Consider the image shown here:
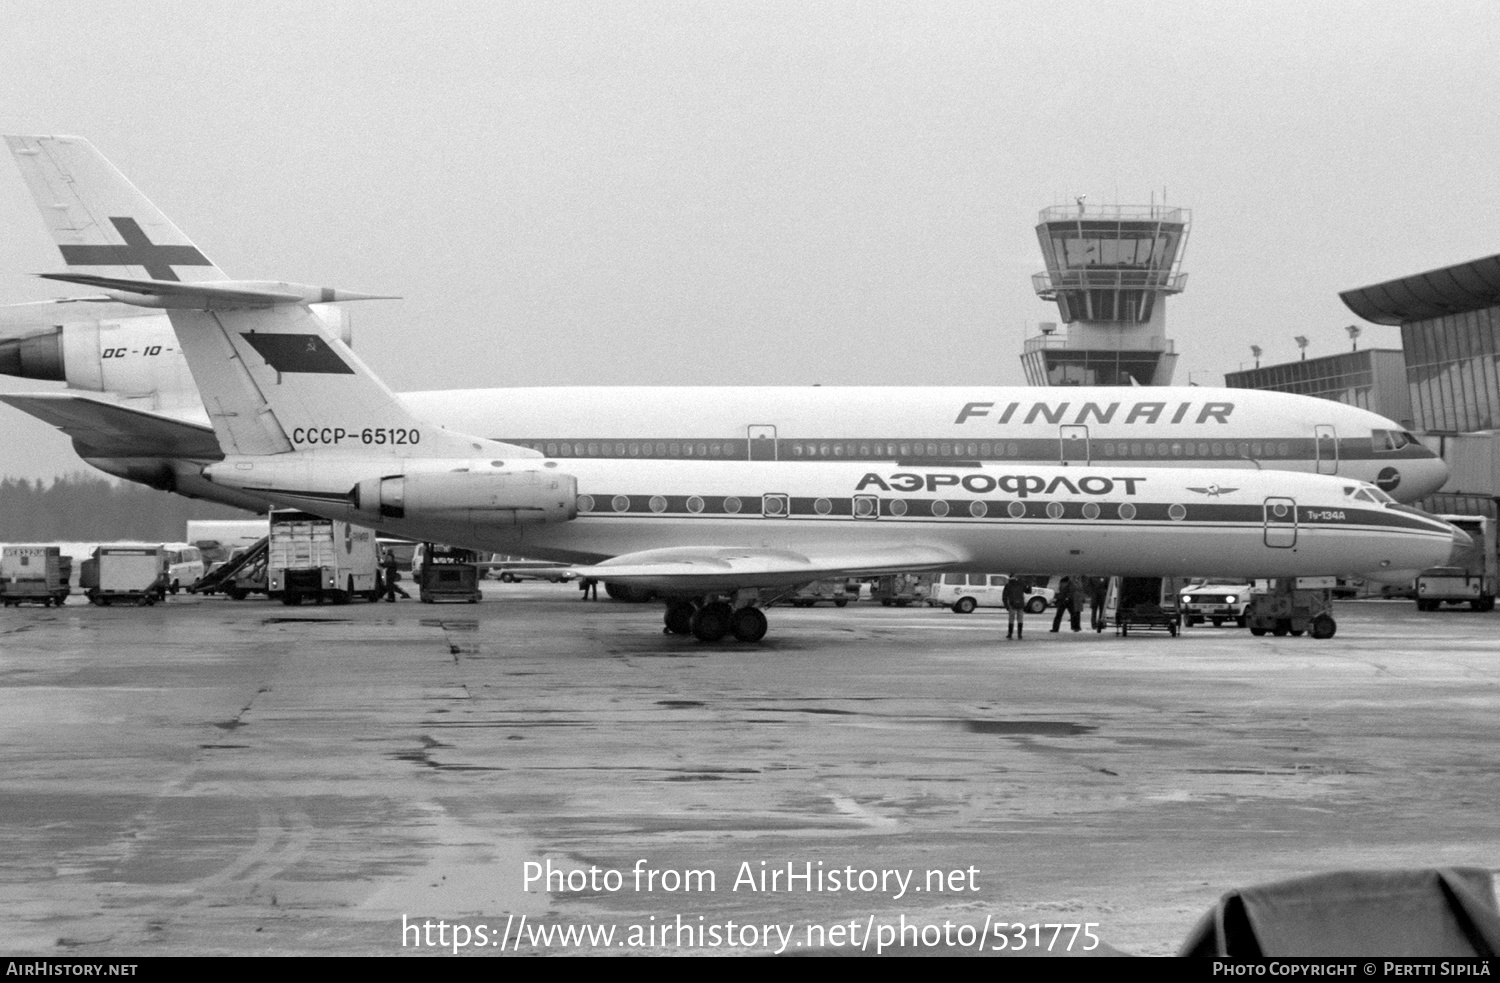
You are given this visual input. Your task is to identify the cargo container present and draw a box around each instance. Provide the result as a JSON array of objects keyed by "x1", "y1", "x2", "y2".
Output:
[
  {"x1": 81, "y1": 545, "x2": 167, "y2": 606},
  {"x1": 1, "y1": 545, "x2": 72, "y2": 607}
]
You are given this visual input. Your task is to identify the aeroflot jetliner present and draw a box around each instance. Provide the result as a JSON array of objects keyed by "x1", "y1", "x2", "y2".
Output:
[
  {"x1": 2, "y1": 136, "x2": 1462, "y2": 642},
  {"x1": 0, "y1": 137, "x2": 1448, "y2": 517}
]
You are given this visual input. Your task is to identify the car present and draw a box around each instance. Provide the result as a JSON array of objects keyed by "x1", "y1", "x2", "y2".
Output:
[
  {"x1": 1178, "y1": 579, "x2": 1255, "y2": 627},
  {"x1": 929, "y1": 574, "x2": 1054, "y2": 614}
]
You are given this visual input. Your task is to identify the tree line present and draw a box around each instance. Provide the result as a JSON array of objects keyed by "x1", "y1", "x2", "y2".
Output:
[{"x1": 0, "y1": 475, "x2": 259, "y2": 542}]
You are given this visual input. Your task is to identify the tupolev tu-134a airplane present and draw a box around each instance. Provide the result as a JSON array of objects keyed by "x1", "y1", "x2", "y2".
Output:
[
  {"x1": 0, "y1": 137, "x2": 1449, "y2": 515},
  {"x1": 0, "y1": 136, "x2": 1464, "y2": 643}
]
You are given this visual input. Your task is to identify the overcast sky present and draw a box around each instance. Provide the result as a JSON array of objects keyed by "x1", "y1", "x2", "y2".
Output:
[{"x1": 3, "y1": 1, "x2": 1498, "y2": 481}]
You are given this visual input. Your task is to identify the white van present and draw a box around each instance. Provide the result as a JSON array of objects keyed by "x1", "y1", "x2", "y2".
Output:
[
  {"x1": 930, "y1": 574, "x2": 1054, "y2": 614},
  {"x1": 160, "y1": 543, "x2": 206, "y2": 594}
]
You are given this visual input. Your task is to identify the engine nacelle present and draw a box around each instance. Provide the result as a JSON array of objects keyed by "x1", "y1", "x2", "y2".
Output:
[
  {"x1": 0, "y1": 304, "x2": 352, "y2": 397},
  {"x1": 353, "y1": 469, "x2": 578, "y2": 526}
]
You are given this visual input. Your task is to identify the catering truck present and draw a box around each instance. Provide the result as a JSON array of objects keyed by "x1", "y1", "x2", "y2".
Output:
[
  {"x1": 267, "y1": 510, "x2": 380, "y2": 605},
  {"x1": 1415, "y1": 515, "x2": 1495, "y2": 612}
]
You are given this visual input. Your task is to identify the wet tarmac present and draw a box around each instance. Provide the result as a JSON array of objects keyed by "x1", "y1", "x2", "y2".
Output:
[{"x1": 1, "y1": 586, "x2": 1497, "y2": 956}]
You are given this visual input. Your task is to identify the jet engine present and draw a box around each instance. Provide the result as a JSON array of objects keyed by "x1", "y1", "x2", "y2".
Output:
[
  {"x1": 0, "y1": 304, "x2": 352, "y2": 394},
  {"x1": 352, "y1": 469, "x2": 578, "y2": 526}
]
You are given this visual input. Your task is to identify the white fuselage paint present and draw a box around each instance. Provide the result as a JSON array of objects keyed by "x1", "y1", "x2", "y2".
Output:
[{"x1": 206, "y1": 457, "x2": 1459, "y2": 584}]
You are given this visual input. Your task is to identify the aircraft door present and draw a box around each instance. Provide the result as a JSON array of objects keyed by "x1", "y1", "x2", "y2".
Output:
[
  {"x1": 748, "y1": 425, "x2": 777, "y2": 461},
  {"x1": 1315, "y1": 425, "x2": 1338, "y2": 474},
  {"x1": 1060, "y1": 425, "x2": 1090, "y2": 465},
  {"x1": 1264, "y1": 497, "x2": 1297, "y2": 548}
]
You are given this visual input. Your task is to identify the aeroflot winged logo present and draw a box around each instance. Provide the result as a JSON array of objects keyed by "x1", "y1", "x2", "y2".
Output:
[
  {"x1": 240, "y1": 333, "x2": 354, "y2": 375},
  {"x1": 1187, "y1": 484, "x2": 1238, "y2": 497}
]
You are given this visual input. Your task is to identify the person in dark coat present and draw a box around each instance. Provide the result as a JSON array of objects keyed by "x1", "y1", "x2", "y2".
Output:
[
  {"x1": 1002, "y1": 575, "x2": 1031, "y2": 640},
  {"x1": 1050, "y1": 577, "x2": 1073, "y2": 632},
  {"x1": 381, "y1": 549, "x2": 410, "y2": 602},
  {"x1": 1089, "y1": 576, "x2": 1110, "y2": 631},
  {"x1": 1051, "y1": 576, "x2": 1084, "y2": 632}
]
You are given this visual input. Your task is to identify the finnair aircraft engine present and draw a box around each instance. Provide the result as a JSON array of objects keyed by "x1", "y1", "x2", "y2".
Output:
[{"x1": 353, "y1": 468, "x2": 578, "y2": 525}]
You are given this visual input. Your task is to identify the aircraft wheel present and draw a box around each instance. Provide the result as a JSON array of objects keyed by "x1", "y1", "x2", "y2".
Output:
[
  {"x1": 690, "y1": 602, "x2": 732, "y2": 642},
  {"x1": 1310, "y1": 614, "x2": 1337, "y2": 639},
  {"x1": 731, "y1": 607, "x2": 768, "y2": 643},
  {"x1": 954, "y1": 597, "x2": 977, "y2": 614},
  {"x1": 664, "y1": 602, "x2": 695, "y2": 635},
  {"x1": 1026, "y1": 597, "x2": 1047, "y2": 614}
]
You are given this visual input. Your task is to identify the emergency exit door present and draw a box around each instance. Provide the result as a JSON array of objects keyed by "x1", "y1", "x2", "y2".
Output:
[
  {"x1": 747, "y1": 425, "x2": 777, "y2": 461},
  {"x1": 1264, "y1": 497, "x2": 1298, "y2": 548},
  {"x1": 1060, "y1": 425, "x2": 1090, "y2": 465}
]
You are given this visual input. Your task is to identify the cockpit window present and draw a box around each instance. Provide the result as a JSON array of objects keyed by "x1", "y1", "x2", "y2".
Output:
[{"x1": 1371, "y1": 429, "x2": 1415, "y2": 452}]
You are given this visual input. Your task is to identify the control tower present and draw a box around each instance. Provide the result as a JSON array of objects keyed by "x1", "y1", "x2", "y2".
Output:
[{"x1": 1021, "y1": 201, "x2": 1190, "y2": 386}]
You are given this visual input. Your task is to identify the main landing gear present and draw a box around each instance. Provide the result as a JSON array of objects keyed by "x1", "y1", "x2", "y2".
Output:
[{"x1": 663, "y1": 597, "x2": 769, "y2": 643}]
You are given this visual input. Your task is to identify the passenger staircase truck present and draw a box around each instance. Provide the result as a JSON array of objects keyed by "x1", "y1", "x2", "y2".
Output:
[{"x1": 267, "y1": 509, "x2": 380, "y2": 605}]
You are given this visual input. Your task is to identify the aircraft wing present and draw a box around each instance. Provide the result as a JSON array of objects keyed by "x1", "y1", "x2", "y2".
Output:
[
  {"x1": 567, "y1": 543, "x2": 966, "y2": 593},
  {"x1": 0, "y1": 392, "x2": 222, "y2": 458}
]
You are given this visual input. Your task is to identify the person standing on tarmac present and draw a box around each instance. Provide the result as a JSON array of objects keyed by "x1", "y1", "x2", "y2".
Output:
[
  {"x1": 380, "y1": 549, "x2": 410, "y2": 602},
  {"x1": 1002, "y1": 575, "x2": 1031, "y2": 640},
  {"x1": 1050, "y1": 576, "x2": 1076, "y2": 632},
  {"x1": 1089, "y1": 576, "x2": 1110, "y2": 631}
]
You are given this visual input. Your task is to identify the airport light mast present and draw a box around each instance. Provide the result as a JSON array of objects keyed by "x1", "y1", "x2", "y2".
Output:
[{"x1": 1022, "y1": 199, "x2": 1190, "y2": 386}]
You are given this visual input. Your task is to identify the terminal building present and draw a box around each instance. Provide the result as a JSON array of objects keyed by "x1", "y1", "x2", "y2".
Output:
[
  {"x1": 1228, "y1": 253, "x2": 1500, "y2": 517},
  {"x1": 1022, "y1": 202, "x2": 1189, "y2": 387},
  {"x1": 1340, "y1": 255, "x2": 1500, "y2": 516},
  {"x1": 1224, "y1": 348, "x2": 1413, "y2": 429}
]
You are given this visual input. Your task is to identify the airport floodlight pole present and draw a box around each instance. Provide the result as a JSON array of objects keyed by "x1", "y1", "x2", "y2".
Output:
[
  {"x1": 1250, "y1": 345, "x2": 1262, "y2": 369},
  {"x1": 1346, "y1": 324, "x2": 1361, "y2": 352},
  {"x1": 1294, "y1": 335, "x2": 1309, "y2": 361}
]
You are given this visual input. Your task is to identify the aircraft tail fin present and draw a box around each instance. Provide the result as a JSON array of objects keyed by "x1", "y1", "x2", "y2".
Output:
[
  {"x1": 165, "y1": 304, "x2": 537, "y2": 461},
  {"x1": 5, "y1": 134, "x2": 229, "y2": 284}
]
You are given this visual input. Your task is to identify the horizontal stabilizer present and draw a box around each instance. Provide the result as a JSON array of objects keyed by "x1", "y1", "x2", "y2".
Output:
[
  {"x1": 37, "y1": 273, "x2": 397, "y2": 310},
  {"x1": 0, "y1": 392, "x2": 221, "y2": 458}
]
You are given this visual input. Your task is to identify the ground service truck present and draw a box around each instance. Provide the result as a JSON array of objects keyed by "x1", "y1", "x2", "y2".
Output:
[
  {"x1": 267, "y1": 510, "x2": 380, "y2": 605},
  {"x1": 1415, "y1": 515, "x2": 1495, "y2": 612}
]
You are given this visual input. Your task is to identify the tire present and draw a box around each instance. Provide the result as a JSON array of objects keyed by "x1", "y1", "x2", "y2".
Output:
[
  {"x1": 227, "y1": 588, "x2": 249, "y2": 601},
  {"x1": 1310, "y1": 613, "x2": 1337, "y2": 639},
  {"x1": 1026, "y1": 597, "x2": 1047, "y2": 614},
  {"x1": 1250, "y1": 626, "x2": 1267, "y2": 636},
  {"x1": 690, "y1": 602, "x2": 732, "y2": 642},
  {"x1": 1290, "y1": 628, "x2": 1305, "y2": 637},
  {"x1": 834, "y1": 599, "x2": 848, "y2": 608},
  {"x1": 880, "y1": 600, "x2": 892, "y2": 607},
  {"x1": 1211, "y1": 618, "x2": 1223, "y2": 627},
  {"x1": 731, "y1": 607, "x2": 768, "y2": 643},
  {"x1": 500, "y1": 573, "x2": 515, "y2": 583},
  {"x1": 1272, "y1": 619, "x2": 1289, "y2": 636},
  {"x1": 664, "y1": 602, "x2": 695, "y2": 636},
  {"x1": 953, "y1": 597, "x2": 977, "y2": 614},
  {"x1": 1236, "y1": 615, "x2": 1247, "y2": 628}
]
